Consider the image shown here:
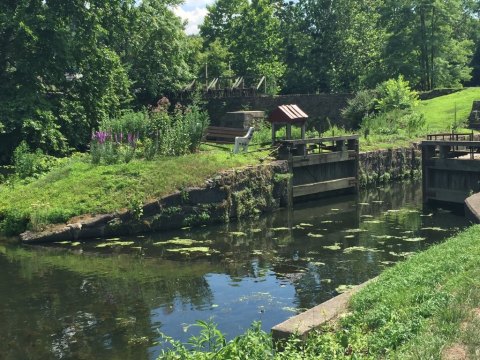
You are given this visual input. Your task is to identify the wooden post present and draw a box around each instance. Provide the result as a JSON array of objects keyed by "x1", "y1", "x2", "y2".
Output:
[
  {"x1": 439, "y1": 145, "x2": 450, "y2": 159},
  {"x1": 286, "y1": 124, "x2": 292, "y2": 140}
]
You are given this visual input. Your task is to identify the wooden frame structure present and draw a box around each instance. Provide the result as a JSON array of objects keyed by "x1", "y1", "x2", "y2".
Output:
[
  {"x1": 277, "y1": 135, "x2": 359, "y2": 200},
  {"x1": 421, "y1": 133, "x2": 480, "y2": 204}
]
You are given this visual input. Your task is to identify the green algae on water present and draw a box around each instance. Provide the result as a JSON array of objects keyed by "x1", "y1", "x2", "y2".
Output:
[{"x1": 323, "y1": 243, "x2": 341, "y2": 251}]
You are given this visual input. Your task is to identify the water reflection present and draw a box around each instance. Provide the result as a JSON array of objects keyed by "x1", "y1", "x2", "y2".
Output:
[{"x1": 0, "y1": 180, "x2": 470, "y2": 359}]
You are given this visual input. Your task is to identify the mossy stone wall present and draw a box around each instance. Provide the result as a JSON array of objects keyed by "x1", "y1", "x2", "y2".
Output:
[{"x1": 359, "y1": 147, "x2": 421, "y2": 187}]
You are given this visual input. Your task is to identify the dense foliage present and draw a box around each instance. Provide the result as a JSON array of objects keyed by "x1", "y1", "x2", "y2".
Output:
[
  {"x1": 0, "y1": 0, "x2": 191, "y2": 163},
  {"x1": 91, "y1": 98, "x2": 209, "y2": 164},
  {"x1": 2, "y1": 0, "x2": 480, "y2": 163}
]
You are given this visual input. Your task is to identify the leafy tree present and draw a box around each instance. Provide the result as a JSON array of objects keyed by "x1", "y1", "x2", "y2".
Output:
[
  {"x1": 127, "y1": 0, "x2": 192, "y2": 103},
  {"x1": 380, "y1": 0, "x2": 474, "y2": 90},
  {"x1": 200, "y1": 0, "x2": 248, "y2": 46}
]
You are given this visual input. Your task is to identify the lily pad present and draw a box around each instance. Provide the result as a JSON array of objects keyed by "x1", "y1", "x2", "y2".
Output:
[
  {"x1": 323, "y1": 243, "x2": 341, "y2": 251},
  {"x1": 251, "y1": 228, "x2": 262, "y2": 233},
  {"x1": 361, "y1": 215, "x2": 374, "y2": 218},
  {"x1": 307, "y1": 232, "x2": 323, "y2": 238},
  {"x1": 153, "y1": 239, "x2": 201, "y2": 247},
  {"x1": 229, "y1": 231, "x2": 246, "y2": 237},
  {"x1": 71, "y1": 242, "x2": 81, "y2": 247},
  {"x1": 372, "y1": 201, "x2": 384, "y2": 204},
  {"x1": 336, "y1": 284, "x2": 355, "y2": 293},
  {"x1": 55, "y1": 241, "x2": 71, "y2": 245},
  {"x1": 321, "y1": 220, "x2": 333, "y2": 224},
  {"x1": 271, "y1": 227, "x2": 290, "y2": 231},
  {"x1": 343, "y1": 246, "x2": 370, "y2": 253},
  {"x1": 358, "y1": 203, "x2": 369, "y2": 206},
  {"x1": 421, "y1": 227, "x2": 447, "y2": 231},
  {"x1": 299, "y1": 223, "x2": 314, "y2": 227},
  {"x1": 166, "y1": 247, "x2": 218, "y2": 255},
  {"x1": 372, "y1": 235, "x2": 403, "y2": 240},
  {"x1": 312, "y1": 261, "x2": 326, "y2": 266},
  {"x1": 364, "y1": 220, "x2": 383, "y2": 224},
  {"x1": 321, "y1": 278, "x2": 332, "y2": 284},
  {"x1": 388, "y1": 251, "x2": 415, "y2": 257},
  {"x1": 344, "y1": 228, "x2": 368, "y2": 233},
  {"x1": 345, "y1": 235, "x2": 355, "y2": 239},
  {"x1": 106, "y1": 237, "x2": 121, "y2": 241},
  {"x1": 331, "y1": 208, "x2": 340, "y2": 211},
  {"x1": 402, "y1": 237, "x2": 426, "y2": 242},
  {"x1": 96, "y1": 241, "x2": 134, "y2": 248},
  {"x1": 420, "y1": 213, "x2": 433, "y2": 217}
]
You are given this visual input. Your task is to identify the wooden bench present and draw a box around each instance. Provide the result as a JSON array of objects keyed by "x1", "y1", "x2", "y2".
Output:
[{"x1": 204, "y1": 126, "x2": 250, "y2": 144}]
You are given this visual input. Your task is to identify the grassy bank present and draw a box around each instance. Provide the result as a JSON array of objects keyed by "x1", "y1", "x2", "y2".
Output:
[
  {"x1": 418, "y1": 87, "x2": 480, "y2": 132},
  {"x1": 0, "y1": 149, "x2": 268, "y2": 235},
  {"x1": 159, "y1": 225, "x2": 480, "y2": 359}
]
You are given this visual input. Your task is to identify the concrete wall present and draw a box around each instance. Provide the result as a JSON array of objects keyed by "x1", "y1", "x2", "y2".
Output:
[{"x1": 206, "y1": 94, "x2": 353, "y2": 131}]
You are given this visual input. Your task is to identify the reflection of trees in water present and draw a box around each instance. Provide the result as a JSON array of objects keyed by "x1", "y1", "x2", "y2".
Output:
[{"x1": 0, "y1": 248, "x2": 218, "y2": 360}]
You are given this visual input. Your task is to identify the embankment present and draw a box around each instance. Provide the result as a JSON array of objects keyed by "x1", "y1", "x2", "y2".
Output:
[
  {"x1": 20, "y1": 161, "x2": 290, "y2": 243},
  {"x1": 19, "y1": 146, "x2": 423, "y2": 243}
]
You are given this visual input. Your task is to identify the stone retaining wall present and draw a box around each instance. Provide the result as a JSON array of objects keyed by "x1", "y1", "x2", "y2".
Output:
[
  {"x1": 206, "y1": 94, "x2": 353, "y2": 131},
  {"x1": 21, "y1": 161, "x2": 290, "y2": 243},
  {"x1": 20, "y1": 147, "x2": 423, "y2": 243},
  {"x1": 359, "y1": 147, "x2": 421, "y2": 187}
]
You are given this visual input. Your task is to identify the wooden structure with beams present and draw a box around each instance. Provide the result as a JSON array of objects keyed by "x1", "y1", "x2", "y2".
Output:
[
  {"x1": 421, "y1": 132, "x2": 480, "y2": 204},
  {"x1": 268, "y1": 104, "x2": 308, "y2": 143},
  {"x1": 276, "y1": 135, "x2": 359, "y2": 200}
]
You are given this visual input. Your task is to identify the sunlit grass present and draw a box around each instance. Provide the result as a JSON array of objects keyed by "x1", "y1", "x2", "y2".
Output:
[
  {"x1": 0, "y1": 149, "x2": 269, "y2": 234},
  {"x1": 418, "y1": 87, "x2": 480, "y2": 132}
]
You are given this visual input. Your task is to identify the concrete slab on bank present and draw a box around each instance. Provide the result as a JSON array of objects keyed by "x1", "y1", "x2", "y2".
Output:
[{"x1": 271, "y1": 279, "x2": 374, "y2": 342}]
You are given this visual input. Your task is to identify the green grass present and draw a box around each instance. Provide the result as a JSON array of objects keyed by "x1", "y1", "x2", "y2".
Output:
[
  {"x1": 158, "y1": 225, "x2": 480, "y2": 359},
  {"x1": 358, "y1": 87, "x2": 480, "y2": 151},
  {"x1": 0, "y1": 149, "x2": 269, "y2": 235},
  {"x1": 418, "y1": 87, "x2": 480, "y2": 132}
]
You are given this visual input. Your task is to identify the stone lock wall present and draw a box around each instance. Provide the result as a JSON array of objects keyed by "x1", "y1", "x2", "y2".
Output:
[
  {"x1": 21, "y1": 161, "x2": 290, "y2": 243},
  {"x1": 359, "y1": 147, "x2": 421, "y2": 187}
]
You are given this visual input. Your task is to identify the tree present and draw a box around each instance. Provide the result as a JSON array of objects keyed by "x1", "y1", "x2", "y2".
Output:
[
  {"x1": 0, "y1": 0, "x2": 132, "y2": 161},
  {"x1": 380, "y1": 0, "x2": 474, "y2": 90},
  {"x1": 200, "y1": 0, "x2": 248, "y2": 46},
  {"x1": 127, "y1": 0, "x2": 192, "y2": 103},
  {"x1": 201, "y1": 0, "x2": 285, "y2": 93}
]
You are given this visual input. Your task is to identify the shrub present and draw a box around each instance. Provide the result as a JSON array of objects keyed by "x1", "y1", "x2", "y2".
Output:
[
  {"x1": 342, "y1": 89, "x2": 378, "y2": 129},
  {"x1": 89, "y1": 98, "x2": 210, "y2": 164},
  {"x1": 375, "y1": 75, "x2": 419, "y2": 113},
  {"x1": 13, "y1": 141, "x2": 62, "y2": 179}
]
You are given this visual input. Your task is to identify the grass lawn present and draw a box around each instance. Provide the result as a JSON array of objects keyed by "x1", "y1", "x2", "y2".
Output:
[
  {"x1": 419, "y1": 87, "x2": 480, "y2": 132},
  {"x1": 359, "y1": 87, "x2": 480, "y2": 151},
  {"x1": 159, "y1": 225, "x2": 480, "y2": 359},
  {"x1": 0, "y1": 149, "x2": 269, "y2": 235}
]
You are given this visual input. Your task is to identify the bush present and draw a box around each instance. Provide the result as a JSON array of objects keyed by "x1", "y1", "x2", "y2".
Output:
[
  {"x1": 89, "y1": 98, "x2": 210, "y2": 164},
  {"x1": 13, "y1": 141, "x2": 62, "y2": 179},
  {"x1": 375, "y1": 75, "x2": 419, "y2": 113},
  {"x1": 342, "y1": 89, "x2": 378, "y2": 129}
]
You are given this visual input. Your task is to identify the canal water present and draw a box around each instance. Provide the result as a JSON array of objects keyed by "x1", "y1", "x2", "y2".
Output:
[{"x1": 0, "y1": 180, "x2": 470, "y2": 359}]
